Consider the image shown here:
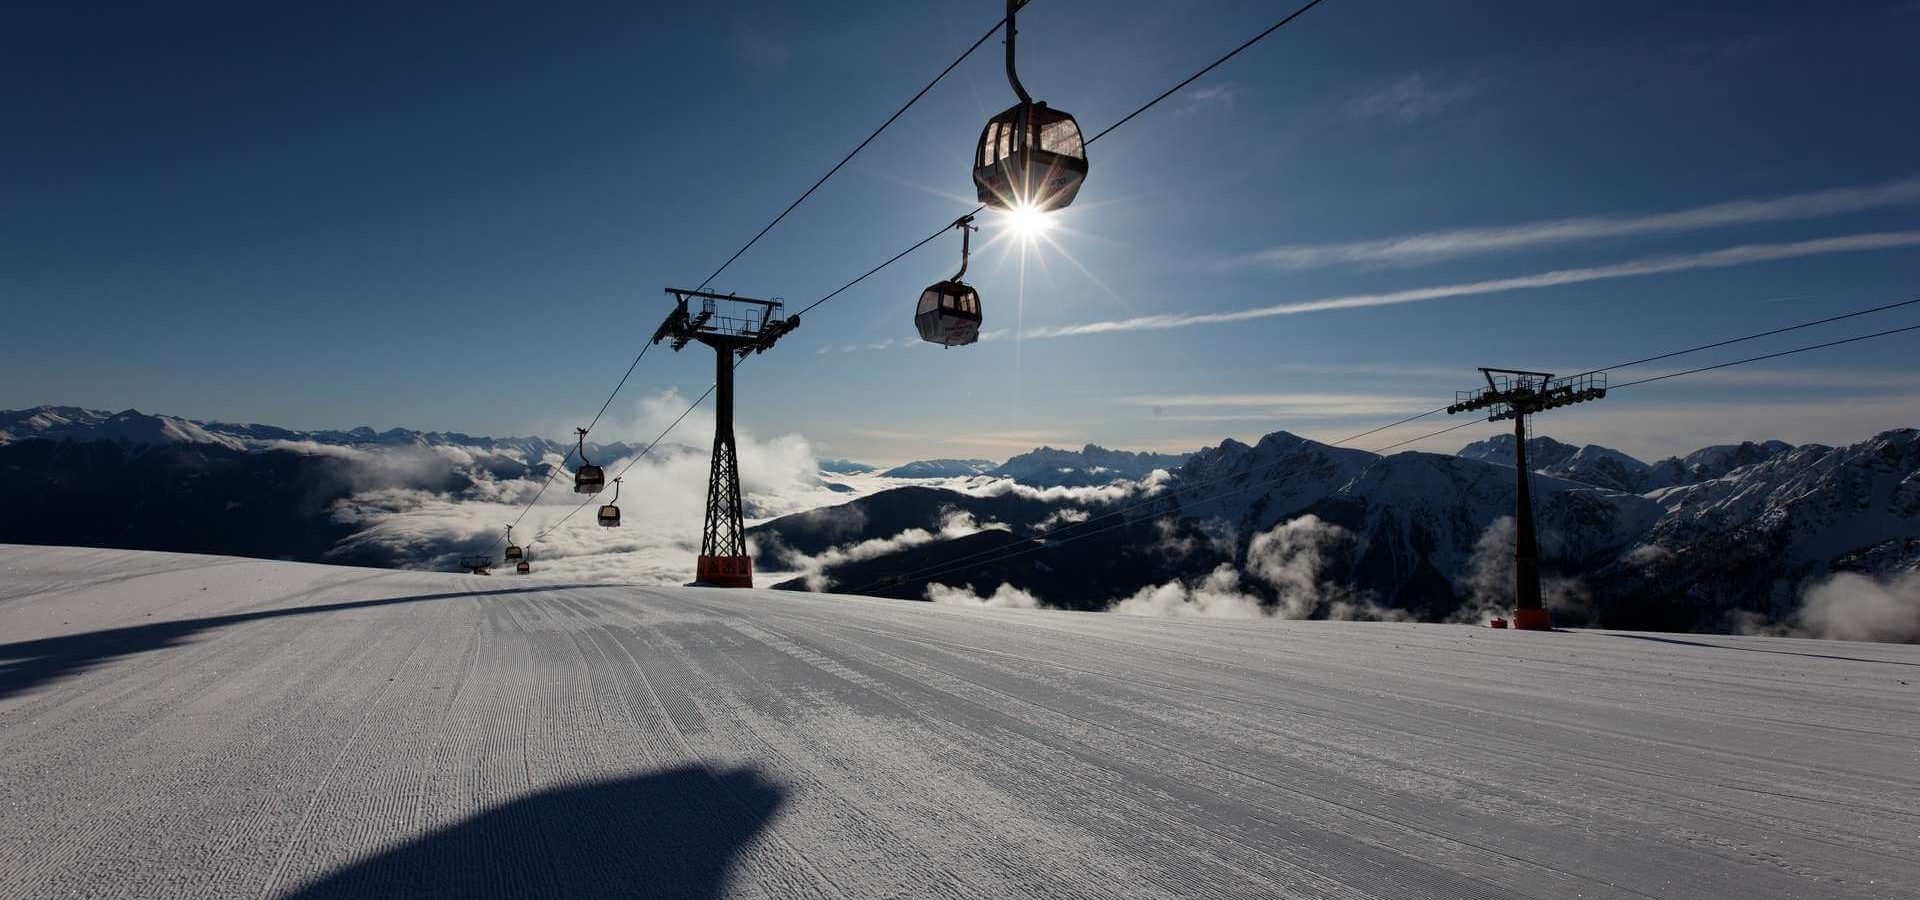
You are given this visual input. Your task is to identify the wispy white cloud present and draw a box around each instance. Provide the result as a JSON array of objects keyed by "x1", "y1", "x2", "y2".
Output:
[
  {"x1": 1028, "y1": 231, "x2": 1920, "y2": 339},
  {"x1": 1174, "y1": 82, "x2": 1237, "y2": 116},
  {"x1": 1242, "y1": 177, "x2": 1920, "y2": 270},
  {"x1": 729, "y1": 15, "x2": 790, "y2": 70},
  {"x1": 1117, "y1": 392, "x2": 1430, "y2": 417},
  {"x1": 926, "y1": 581, "x2": 1045, "y2": 609},
  {"x1": 1349, "y1": 71, "x2": 1482, "y2": 124}
]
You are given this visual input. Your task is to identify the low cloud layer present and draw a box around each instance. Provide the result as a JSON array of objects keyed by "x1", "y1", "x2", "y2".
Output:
[
  {"x1": 925, "y1": 581, "x2": 1045, "y2": 609},
  {"x1": 779, "y1": 509, "x2": 1007, "y2": 591},
  {"x1": 1454, "y1": 517, "x2": 1588, "y2": 624},
  {"x1": 1110, "y1": 515, "x2": 1404, "y2": 621},
  {"x1": 322, "y1": 390, "x2": 885, "y2": 585},
  {"x1": 1795, "y1": 571, "x2": 1920, "y2": 643}
]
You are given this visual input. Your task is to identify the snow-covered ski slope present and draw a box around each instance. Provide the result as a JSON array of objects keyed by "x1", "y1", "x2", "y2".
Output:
[{"x1": 2, "y1": 546, "x2": 1915, "y2": 899}]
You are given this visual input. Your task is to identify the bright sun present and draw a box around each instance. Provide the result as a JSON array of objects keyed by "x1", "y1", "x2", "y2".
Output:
[{"x1": 1005, "y1": 202, "x2": 1055, "y2": 237}]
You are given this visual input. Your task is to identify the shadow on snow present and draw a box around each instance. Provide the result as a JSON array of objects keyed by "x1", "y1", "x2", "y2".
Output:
[
  {"x1": 0, "y1": 583, "x2": 601, "y2": 700},
  {"x1": 284, "y1": 765, "x2": 786, "y2": 900}
]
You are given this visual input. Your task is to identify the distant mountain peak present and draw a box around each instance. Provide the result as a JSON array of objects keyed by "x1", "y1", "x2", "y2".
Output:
[
  {"x1": 989, "y1": 443, "x2": 1192, "y2": 487},
  {"x1": 879, "y1": 458, "x2": 999, "y2": 479}
]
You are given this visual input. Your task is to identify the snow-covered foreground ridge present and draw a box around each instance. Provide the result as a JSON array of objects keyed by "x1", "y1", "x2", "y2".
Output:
[{"x1": 2, "y1": 546, "x2": 1916, "y2": 899}]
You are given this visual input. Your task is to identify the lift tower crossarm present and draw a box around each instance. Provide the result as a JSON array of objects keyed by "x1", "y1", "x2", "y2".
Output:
[{"x1": 1446, "y1": 367, "x2": 1609, "y2": 631}]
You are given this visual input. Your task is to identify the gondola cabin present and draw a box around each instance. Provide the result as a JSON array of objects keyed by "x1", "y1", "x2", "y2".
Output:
[
  {"x1": 504, "y1": 544, "x2": 523, "y2": 561},
  {"x1": 597, "y1": 477, "x2": 623, "y2": 527},
  {"x1": 574, "y1": 462, "x2": 604, "y2": 494},
  {"x1": 516, "y1": 560, "x2": 530, "y2": 574},
  {"x1": 915, "y1": 281, "x2": 981, "y2": 348},
  {"x1": 974, "y1": 102, "x2": 1086, "y2": 212}
]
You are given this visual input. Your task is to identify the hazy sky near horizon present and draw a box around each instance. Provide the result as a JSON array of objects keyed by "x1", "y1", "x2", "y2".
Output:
[{"x1": 4, "y1": 0, "x2": 1918, "y2": 464}]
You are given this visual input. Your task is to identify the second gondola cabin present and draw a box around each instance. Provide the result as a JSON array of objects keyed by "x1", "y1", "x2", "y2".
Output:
[
  {"x1": 974, "y1": 102, "x2": 1086, "y2": 212},
  {"x1": 597, "y1": 477, "x2": 622, "y2": 527},
  {"x1": 915, "y1": 281, "x2": 981, "y2": 348}
]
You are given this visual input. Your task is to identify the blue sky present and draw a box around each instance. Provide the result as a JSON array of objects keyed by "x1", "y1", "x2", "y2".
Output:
[{"x1": 4, "y1": 0, "x2": 1918, "y2": 463}]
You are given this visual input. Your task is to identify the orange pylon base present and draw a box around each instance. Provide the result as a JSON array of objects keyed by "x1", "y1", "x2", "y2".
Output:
[
  {"x1": 696, "y1": 555, "x2": 754, "y2": 588},
  {"x1": 1512, "y1": 607, "x2": 1552, "y2": 630}
]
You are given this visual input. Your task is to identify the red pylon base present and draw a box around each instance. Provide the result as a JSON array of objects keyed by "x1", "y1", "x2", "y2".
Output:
[
  {"x1": 1512, "y1": 607, "x2": 1552, "y2": 630},
  {"x1": 696, "y1": 555, "x2": 754, "y2": 588}
]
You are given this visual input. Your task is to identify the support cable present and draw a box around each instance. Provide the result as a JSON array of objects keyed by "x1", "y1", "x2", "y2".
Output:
[
  {"x1": 482, "y1": 12, "x2": 1015, "y2": 557},
  {"x1": 796, "y1": 0, "x2": 1335, "y2": 319},
  {"x1": 1084, "y1": 0, "x2": 1330, "y2": 146},
  {"x1": 695, "y1": 13, "x2": 1015, "y2": 293},
  {"x1": 532, "y1": 381, "x2": 721, "y2": 543}
]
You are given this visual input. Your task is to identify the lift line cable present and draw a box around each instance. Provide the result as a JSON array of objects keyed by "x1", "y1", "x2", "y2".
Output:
[
  {"x1": 860, "y1": 317, "x2": 1920, "y2": 592},
  {"x1": 502, "y1": 0, "x2": 1894, "y2": 564},
  {"x1": 581, "y1": 342, "x2": 655, "y2": 437},
  {"x1": 487, "y1": 15, "x2": 1024, "y2": 556},
  {"x1": 696, "y1": 12, "x2": 1016, "y2": 294},
  {"x1": 541, "y1": 3, "x2": 1343, "y2": 559},
  {"x1": 850, "y1": 302, "x2": 1920, "y2": 588},
  {"x1": 796, "y1": 217, "x2": 972, "y2": 317},
  {"x1": 1608, "y1": 322, "x2": 1920, "y2": 390},
  {"x1": 578, "y1": 8, "x2": 1007, "y2": 434},
  {"x1": 1084, "y1": 0, "x2": 1330, "y2": 147},
  {"x1": 794, "y1": 0, "x2": 1336, "y2": 318},
  {"x1": 1562, "y1": 295, "x2": 1920, "y2": 380},
  {"x1": 1314, "y1": 293, "x2": 1920, "y2": 451},
  {"x1": 491, "y1": 445, "x2": 576, "y2": 552}
]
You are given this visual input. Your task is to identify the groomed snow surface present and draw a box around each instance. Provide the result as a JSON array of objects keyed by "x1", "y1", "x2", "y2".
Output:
[{"x1": 1, "y1": 546, "x2": 1915, "y2": 899}]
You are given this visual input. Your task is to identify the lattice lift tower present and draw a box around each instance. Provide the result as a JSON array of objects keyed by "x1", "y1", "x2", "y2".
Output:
[
  {"x1": 652, "y1": 288, "x2": 800, "y2": 588},
  {"x1": 1447, "y1": 368, "x2": 1607, "y2": 630}
]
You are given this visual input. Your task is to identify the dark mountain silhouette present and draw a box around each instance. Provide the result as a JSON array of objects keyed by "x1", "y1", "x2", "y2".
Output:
[
  {"x1": 990, "y1": 443, "x2": 1190, "y2": 487},
  {"x1": 878, "y1": 458, "x2": 998, "y2": 478}
]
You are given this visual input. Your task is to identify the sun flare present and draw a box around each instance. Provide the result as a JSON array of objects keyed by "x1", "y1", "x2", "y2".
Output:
[{"x1": 1004, "y1": 202, "x2": 1056, "y2": 238}]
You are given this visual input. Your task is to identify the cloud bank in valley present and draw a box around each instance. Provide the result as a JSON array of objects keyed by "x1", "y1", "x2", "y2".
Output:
[
  {"x1": 1109, "y1": 515, "x2": 1406, "y2": 621},
  {"x1": 783, "y1": 509, "x2": 1008, "y2": 591},
  {"x1": 1795, "y1": 571, "x2": 1920, "y2": 643},
  {"x1": 323, "y1": 391, "x2": 873, "y2": 585}
]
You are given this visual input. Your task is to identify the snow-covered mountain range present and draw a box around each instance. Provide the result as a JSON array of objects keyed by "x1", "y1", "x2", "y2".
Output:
[
  {"x1": 879, "y1": 458, "x2": 999, "y2": 478},
  {"x1": 873, "y1": 444, "x2": 1192, "y2": 487},
  {"x1": 757, "y1": 425, "x2": 1919, "y2": 638},
  {"x1": 1457, "y1": 433, "x2": 1800, "y2": 494},
  {"x1": 4, "y1": 403, "x2": 1914, "y2": 638},
  {"x1": 0, "y1": 405, "x2": 661, "y2": 462},
  {"x1": 990, "y1": 444, "x2": 1191, "y2": 487}
]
